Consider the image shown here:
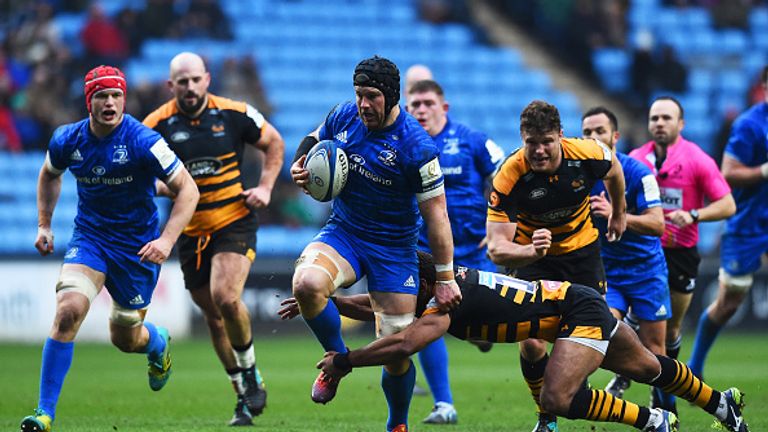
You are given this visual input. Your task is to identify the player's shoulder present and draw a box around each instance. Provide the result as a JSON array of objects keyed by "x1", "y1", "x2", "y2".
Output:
[
  {"x1": 618, "y1": 151, "x2": 652, "y2": 177},
  {"x1": 51, "y1": 118, "x2": 88, "y2": 146},
  {"x1": 562, "y1": 137, "x2": 610, "y2": 161},
  {"x1": 494, "y1": 147, "x2": 528, "y2": 191},
  {"x1": 329, "y1": 101, "x2": 358, "y2": 120},
  {"x1": 123, "y1": 115, "x2": 164, "y2": 147},
  {"x1": 143, "y1": 99, "x2": 177, "y2": 129},
  {"x1": 628, "y1": 141, "x2": 653, "y2": 158},
  {"x1": 207, "y1": 93, "x2": 248, "y2": 113},
  {"x1": 677, "y1": 136, "x2": 714, "y2": 164},
  {"x1": 733, "y1": 103, "x2": 767, "y2": 131},
  {"x1": 397, "y1": 111, "x2": 438, "y2": 161}
]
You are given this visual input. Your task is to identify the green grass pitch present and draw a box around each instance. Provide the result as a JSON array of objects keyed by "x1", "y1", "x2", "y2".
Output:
[{"x1": 2, "y1": 333, "x2": 765, "y2": 431}]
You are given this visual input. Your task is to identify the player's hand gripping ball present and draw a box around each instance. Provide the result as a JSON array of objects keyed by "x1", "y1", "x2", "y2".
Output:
[{"x1": 303, "y1": 140, "x2": 348, "y2": 202}]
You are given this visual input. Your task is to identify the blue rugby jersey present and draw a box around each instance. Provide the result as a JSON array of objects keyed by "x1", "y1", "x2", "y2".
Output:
[
  {"x1": 723, "y1": 102, "x2": 768, "y2": 235},
  {"x1": 318, "y1": 102, "x2": 443, "y2": 246},
  {"x1": 417, "y1": 116, "x2": 503, "y2": 262},
  {"x1": 46, "y1": 114, "x2": 182, "y2": 249},
  {"x1": 591, "y1": 152, "x2": 663, "y2": 261}
]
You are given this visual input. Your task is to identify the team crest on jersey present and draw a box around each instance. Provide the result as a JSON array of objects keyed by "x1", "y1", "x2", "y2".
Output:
[
  {"x1": 185, "y1": 157, "x2": 223, "y2": 177},
  {"x1": 349, "y1": 153, "x2": 365, "y2": 165},
  {"x1": 170, "y1": 131, "x2": 189, "y2": 142},
  {"x1": 70, "y1": 149, "x2": 83, "y2": 161},
  {"x1": 112, "y1": 145, "x2": 129, "y2": 164},
  {"x1": 378, "y1": 149, "x2": 397, "y2": 166},
  {"x1": 92, "y1": 166, "x2": 106, "y2": 176},
  {"x1": 571, "y1": 177, "x2": 585, "y2": 192},
  {"x1": 529, "y1": 188, "x2": 547, "y2": 199},
  {"x1": 212, "y1": 123, "x2": 226, "y2": 137},
  {"x1": 442, "y1": 138, "x2": 460, "y2": 155}
]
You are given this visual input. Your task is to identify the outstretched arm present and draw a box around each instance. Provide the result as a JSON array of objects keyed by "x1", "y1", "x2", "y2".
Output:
[
  {"x1": 278, "y1": 295, "x2": 374, "y2": 321},
  {"x1": 35, "y1": 162, "x2": 63, "y2": 255},
  {"x1": 602, "y1": 156, "x2": 627, "y2": 241},
  {"x1": 316, "y1": 312, "x2": 451, "y2": 377}
]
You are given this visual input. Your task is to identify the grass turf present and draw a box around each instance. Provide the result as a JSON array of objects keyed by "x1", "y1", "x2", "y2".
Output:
[{"x1": 2, "y1": 332, "x2": 764, "y2": 431}]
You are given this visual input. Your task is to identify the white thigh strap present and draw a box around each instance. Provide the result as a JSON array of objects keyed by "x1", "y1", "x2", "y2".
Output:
[
  {"x1": 374, "y1": 312, "x2": 415, "y2": 338},
  {"x1": 296, "y1": 250, "x2": 347, "y2": 288},
  {"x1": 56, "y1": 271, "x2": 100, "y2": 303},
  {"x1": 109, "y1": 301, "x2": 145, "y2": 328},
  {"x1": 719, "y1": 268, "x2": 753, "y2": 293}
]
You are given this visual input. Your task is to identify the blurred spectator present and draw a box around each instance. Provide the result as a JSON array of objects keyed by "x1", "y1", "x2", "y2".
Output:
[
  {"x1": 0, "y1": 105, "x2": 22, "y2": 152},
  {"x1": 656, "y1": 45, "x2": 688, "y2": 93},
  {"x1": 218, "y1": 56, "x2": 273, "y2": 117},
  {"x1": 418, "y1": 0, "x2": 471, "y2": 23},
  {"x1": 174, "y1": 0, "x2": 232, "y2": 39},
  {"x1": 710, "y1": 0, "x2": 750, "y2": 29},
  {"x1": 80, "y1": 4, "x2": 129, "y2": 66},
  {"x1": 713, "y1": 107, "x2": 739, "y2": 166},
  {"x1": 139, "y1": 0, "x2": 178, "y2": 39},
  {"x1": 115, "y1": 8, "x2": 144, "y2": 56},
  {"x1": 631, "y1": 30, "x2": 655, "y2": 105}
]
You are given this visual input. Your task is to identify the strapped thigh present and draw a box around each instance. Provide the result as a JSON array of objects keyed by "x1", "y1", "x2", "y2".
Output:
[
  {"x1": 56, "y1": 271, "x2": 100, "y2": 303},
  {"x1": 374, "y1": 312, "x2": 415, "y2": 338},
  {"x1": 295, "y1": 249, "x2": 349, "y2": 289},
  {"x1": 718, "y1": 268, "x2": 753, "y2": 293},
  {"x1": 109, "y1": 301, "x2": 147, "y2": 328}
]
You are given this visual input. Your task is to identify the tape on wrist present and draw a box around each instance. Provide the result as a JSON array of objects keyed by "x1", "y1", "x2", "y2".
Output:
[
  {"x1": 333, "y1": 352, "x2": 353, "y2": 371},
  {"x1": 436, "y1": 280, "x2": 454, "y2": 285},
  {"x1": 435, "y1": 262, "x2": 453, "y2": 273}
]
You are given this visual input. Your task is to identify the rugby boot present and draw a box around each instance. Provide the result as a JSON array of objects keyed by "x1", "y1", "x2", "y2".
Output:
[
  {"x1": 412, "y1": 383, "x2": 429, "y2": 396},
  {"x1": 311, "y1": 371, "x2": 341, "y2": 404},
  {"x1": 605, "y1": 374, "x2": 632, "y2": 398},
  {"x1": 391, "y1": 424, "x2": 408, "y2": 432},
  {"x1": 423, "y1": 401, "x2": 458, "y2": 424},
  {"x1": 228, "y1": 396, "x2": 253, "y2": 427},
  {"x1": 531, "y1": 413, "x2": 558, "y2": 432},
  {"x1": 20, "y1": 408, "x2": 52, "y2": 432},
  {"x1": 241, "y1": 366, "x2": 267, "y2": 416},
  {"x1": 715, "y1": 388, "x2": 749, "y2": 432},
  {"x1": 148, "y1": 326, "x2": 172, "y2": 391},
  {"x1": 644, "y1": 409, "x2": 679, "y2": 432}
]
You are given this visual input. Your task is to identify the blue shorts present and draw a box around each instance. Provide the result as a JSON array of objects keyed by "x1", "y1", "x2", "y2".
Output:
[
  {"x1": 313, "y1": 223, "x2": 419, "y2": 295},
  {"x1": 721, "y1": 232, "x2": 768, "y2": 276},
  {"x1": 63, "y1": 229, "x2": 160, "y2": 309},
  {"x1": 604, "y1": 255, "x2": 671, "y2": 322}
]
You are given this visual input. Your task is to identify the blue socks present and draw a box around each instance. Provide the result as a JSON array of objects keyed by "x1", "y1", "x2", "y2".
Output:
[
  {"x1": 142, "y1": 322, "x2": 166, "y2": 362},
  {"x1": 304, "y1": 300, "x2": 347, "y2": 353},
  {"x1": 688, "y1": 311, "x2": 723, "y2": 378},
  {"x1": 382, "y1": 361, "x2": 416, "y2": 432},
  {"x1": 38, "y1": 338, "x2": 74, "y2": 420},
  {"x1": 417, "y1": 336, "x2": 453, "y2": 404}
]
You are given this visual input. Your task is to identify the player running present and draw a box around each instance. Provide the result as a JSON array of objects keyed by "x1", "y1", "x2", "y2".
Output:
[
  {"x1": 282, "y1": 251, "x2": 750, "y2": 432},
  {"x1": 582, "y1": 107, "x2": 670, "y2": 400},
  {"x1": 20, "y1": 65, "x2": 199, "y2": 432},
  {"x1": 289, "y1": 56, "x2": 461, "y2": 432}
]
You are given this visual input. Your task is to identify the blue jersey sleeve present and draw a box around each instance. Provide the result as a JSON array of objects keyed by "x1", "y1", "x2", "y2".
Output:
[
  {"x1": 139, "y1": 130, "x2": 182, "y2": 180},
  {"x1": 318, "y1": 103, "x2": 349, "y2": 141},
  {"x1": 47, "y1": 126, "x2": 70, "y2": 172},
  {"x1": 631, "y1": 165, "x2": 661, "y2": 214},
  {"x1": 406, "y1": 134, "x2": 444, "y2": 199},
  {"x1": 724, "y1": 116, "x2": 763, "y2": 166},
  {"x1": 472, "y1": 132, "x2": 504, "y2": 178}
]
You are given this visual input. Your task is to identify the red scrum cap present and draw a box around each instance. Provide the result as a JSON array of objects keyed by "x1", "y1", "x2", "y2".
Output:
[{"x1": 84, "y1": 65, "x2": 127, "y2": 112}]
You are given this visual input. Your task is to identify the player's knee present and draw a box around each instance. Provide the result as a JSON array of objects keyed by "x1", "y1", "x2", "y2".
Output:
[
  {"x1": 52, "y1": 306, "x2": 85, "y2": 334},
  {"x1": 292, "y1": 271, "x2": 329, "y2": 303},
  {"x1": 216, "y1": 297, "x2": 243, "y2": 320},
  {"x1": 520, "y1": 339, "x2": 546, "y2": 360}
]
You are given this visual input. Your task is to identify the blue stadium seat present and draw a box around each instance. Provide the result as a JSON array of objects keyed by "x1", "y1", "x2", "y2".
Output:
[
  {"x1": 688, "y1": 69, "x2": 714, "y2": 94},
  {"x1": 749, "y1": 7, "x2": 768, "y2": 33},
  {"x1": 717, "y1": 30, "x2": 748, "y2": 56},
  {"x1": 592, "y1": 48, "x2": 630, "y2": 93}
]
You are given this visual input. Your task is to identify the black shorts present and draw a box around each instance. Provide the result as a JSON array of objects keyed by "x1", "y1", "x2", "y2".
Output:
[
  {"x1": 664, "y1": 246, "x2": 700, "y2": 293},
  {"x1": 178, "y1": 214, "x2": 257, "y2": 290},
  {"x1": 512, "y1": 241, "x2": 606, "y2": 294},
  {"x1": 557, "y1": 283, "x2": 618, "y2": 344}
]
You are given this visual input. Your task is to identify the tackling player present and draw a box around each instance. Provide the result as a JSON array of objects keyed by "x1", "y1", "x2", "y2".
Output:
[
  {"x1": 20, "y1": 65, "x2": 199, "y2": 432},
  {"x1": 144, "y1": 52, "x2": 284, "y2": 426},
  {"x1": 582, "y1": 107, "x2": 669, "y2": 400},
  {"x1": 405, "y1": 78, "x2": 504, "y2": 424},
  {"x1": 289, "y1": 56, "x2": 461, "y2": 432},
  {"x1": 486, "y1": 100, "x2": 627, "y2": 432},
  {"x1": 279, "y1": 251, "x2": 750, "y2": 432},
  {"x1": 629, "y1": 96, "x2": 735, "y2": 414},
  {"x1": 688, "y1": 66, "x2": 768, "y2": 379}
]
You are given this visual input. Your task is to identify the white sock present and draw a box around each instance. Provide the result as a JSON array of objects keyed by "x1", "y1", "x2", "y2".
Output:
[
  {"x1": 228, "y1": 370, "x2": 245, "y2": 395},
  {"x1": 233, "y1": 343, "x2": 255, "y2": 369},
  {"x1": 715, "y1": 392, "x2": 728, "y2": 420}
]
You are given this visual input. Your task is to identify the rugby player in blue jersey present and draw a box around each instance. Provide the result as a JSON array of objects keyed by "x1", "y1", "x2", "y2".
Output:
[
  {"x1": 582, "y1": 107, "x2": 670, "y2": 403},
  {"x1": 20, "y1": 65, "x2": 199, "y2": 432},
  {"x1": 289, "y1": 56, "x2": 461, "y2": 432},
  {"x1": 688, "y1": 66, "x2": 768, "y2": 381},
  {"x1": 405, "y1": 78, "x2": 504, "y2": 424}
]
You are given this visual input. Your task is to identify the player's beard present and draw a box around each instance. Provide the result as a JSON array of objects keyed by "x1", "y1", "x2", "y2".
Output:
[{"x1": 178, "y1": 92, "x2": 207, "y2": 116}]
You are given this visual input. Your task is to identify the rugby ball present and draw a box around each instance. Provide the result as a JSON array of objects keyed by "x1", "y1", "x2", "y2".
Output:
[{"x1": 304, "y1": 140, "x2": 348, "y2": 202}]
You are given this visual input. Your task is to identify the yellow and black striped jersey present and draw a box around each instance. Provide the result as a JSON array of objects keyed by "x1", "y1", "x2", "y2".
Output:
[
  {"x1": 487, "y1": 138, "x2": 612, "y2": 255},
  {"x1": 144, "y1": 94, "x2": 266, "y2": 236},
  {"x1": 422, "y1": 267, "x2": 615, "y2": 343}
]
